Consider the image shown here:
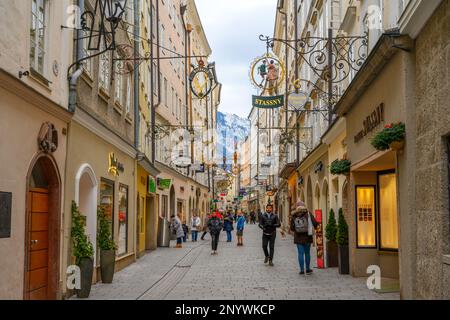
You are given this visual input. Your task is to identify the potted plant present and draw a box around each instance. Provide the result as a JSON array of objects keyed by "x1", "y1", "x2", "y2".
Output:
[
  {"x1": 97, "y1": 206, "x2": 117, "y2": 284},
  {"x1": 71, "y1": 201, "x2": 94, "y2": 298},
  {"x1": 336, "y1": 208, "x2": 350, "y2": 275},
  {"x1": 325, "y1": 209, "x2": 338, "y2": 268},
  {"x1": 371, "y1": 122, "x2": 406, "y2": 151},
  {"x1": 330, "y1": 159, "x2": 351, "y2": 176}
]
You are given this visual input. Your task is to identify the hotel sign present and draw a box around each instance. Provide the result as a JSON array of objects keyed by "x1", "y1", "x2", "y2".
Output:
[
  {"x1": 252, "y1": 95, "x2": 284, "y2": 109},
  {"x1": 354, "y1": 103, "x2": 385, "y2": 143}
]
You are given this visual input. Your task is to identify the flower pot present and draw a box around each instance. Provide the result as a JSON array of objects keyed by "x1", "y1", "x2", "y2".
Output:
[
  {"x1": 338, "y1": 245, "x2": 349, "y2": 275},
  {"x1": 76, "y1": 257, "x2": 94, "y2": 298},
  {"x1": 100, "y1": 249, "x2": 116, "y2": 284},
  {"x1": 326, "y1": 240, "x2": 339, "y2": 268},
  {"x1": 390, "y1": 140, "x2": 405, "y2": 151}
]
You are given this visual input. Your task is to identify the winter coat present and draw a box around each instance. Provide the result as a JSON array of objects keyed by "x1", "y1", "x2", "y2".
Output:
[
  {"x1": 259, "y1": 212, "x2": 281, "y2": 235},
  {"x1": 236, "y1": 216, "x2": 246, "y2": 231},
  {"x1": 208, "y1": 213, "x2": 224, "y2": 234},
  {"x1": 223, "y1": 217, "x2": 234, "y2": 232},
  {"x1": 191, "y1": 216, "x2": 201, "y2": 232},
  {"x1": 171, "y1": 216, "x2": 185, "y2": 238},
  {"x1": 290, "y1": 212, "x2": 318, "y2": 245}
]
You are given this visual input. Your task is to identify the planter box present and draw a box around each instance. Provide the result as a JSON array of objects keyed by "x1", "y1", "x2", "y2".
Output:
[
  {"x1": 100, "y1": 250, "x2": 116, "y2": 284},
  {"x1": 338, "y1": 245, "x2": 350, "y2": 275},
  {"x1": 76, "y1": 257, "x2": 94, "y2": 298},
  {"x1": 326, "y1": 241, "x2": 339, "y2": 268}
]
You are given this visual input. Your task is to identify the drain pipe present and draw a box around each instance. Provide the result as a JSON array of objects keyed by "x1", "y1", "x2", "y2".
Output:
[{"x1": 68, "y1": 0, "x2": 85, "y2": 113}]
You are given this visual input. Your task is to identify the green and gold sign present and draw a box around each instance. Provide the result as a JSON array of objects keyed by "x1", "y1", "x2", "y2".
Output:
[
  {"x1": 252, "y1": 95, "x2": 284, "y2": 109},
  {"x1": 157, "y1": 178, "x2": 172, "y2": 190},
  {"x1": 148, "y1": 176, "x2": 156, "y2": 194}
]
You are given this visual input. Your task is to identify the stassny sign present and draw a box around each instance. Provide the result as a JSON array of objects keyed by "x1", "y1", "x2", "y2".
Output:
[
  {"x1": 252, "y1": 95, "x2": 284, "y2": 109},
  {"x1": 354, "y1": 103, "x2": 385, "y2": 143}
]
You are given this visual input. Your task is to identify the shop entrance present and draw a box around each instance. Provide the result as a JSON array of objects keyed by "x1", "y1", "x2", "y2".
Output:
[
  {"x1": 25, "y1": 155, "x2": 60, "y2": 300},
  {"x1": 145, "y1": 195, "x2": 156, "y2": 250}
]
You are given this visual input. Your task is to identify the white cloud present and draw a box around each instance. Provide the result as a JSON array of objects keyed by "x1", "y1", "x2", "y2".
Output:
[{"x1": 195, "y1": 0, "x2": 277, "y2": 118}]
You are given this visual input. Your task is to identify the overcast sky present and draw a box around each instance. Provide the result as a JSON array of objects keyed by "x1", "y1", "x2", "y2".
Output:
[{"x1": 196, "y1": 0, "x2": 277, "y2": 118}]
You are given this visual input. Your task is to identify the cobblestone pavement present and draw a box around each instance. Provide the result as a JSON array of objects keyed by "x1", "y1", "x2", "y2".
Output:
[{"x1": 75, "y1": 225, "x2": 399, "y2": 300}]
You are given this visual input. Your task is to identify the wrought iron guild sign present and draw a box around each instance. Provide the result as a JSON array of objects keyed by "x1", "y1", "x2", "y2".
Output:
[{"x1": 189, "y1": 59, "x2": 214, "y2": 99}]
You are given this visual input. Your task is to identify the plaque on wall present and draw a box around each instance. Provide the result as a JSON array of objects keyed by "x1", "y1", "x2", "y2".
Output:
[{"x1": 0, "y1": 192, "x2": 12, "y2": 238}]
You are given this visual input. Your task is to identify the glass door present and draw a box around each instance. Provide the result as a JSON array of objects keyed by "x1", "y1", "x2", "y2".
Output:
[{"x1": 378, "y1": 172, "x2": 399, "y2": 250}]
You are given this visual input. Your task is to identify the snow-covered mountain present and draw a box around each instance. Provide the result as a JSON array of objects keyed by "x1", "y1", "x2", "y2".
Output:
[{"x1": 216, "y1": 112, "x2": 250, "y2": 169}]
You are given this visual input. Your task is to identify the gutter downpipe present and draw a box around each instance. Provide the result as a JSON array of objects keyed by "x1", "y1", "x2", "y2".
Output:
[
  {"x1": 68, "y1": 0, "x2": 85, "y2": 113},
  {"x1": 134, "y1": 0, "x2": 140, "y2": 150}
]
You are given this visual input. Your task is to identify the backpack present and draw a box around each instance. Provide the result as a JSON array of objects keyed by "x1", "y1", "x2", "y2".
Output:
[
  {"x1": 294, "y1": 215, "x2": 309, "y2": 233},
  {"x1": 209, "y1": 216, "x2": 222, "y2": 233}
]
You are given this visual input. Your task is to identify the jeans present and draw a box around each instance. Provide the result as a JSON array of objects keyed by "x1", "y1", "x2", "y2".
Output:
[
  {"x1": 226, "y1": 230, "x2": 232, "y2": 242},
  {"x1": 201, "y1": 231, "x2": 208, "y2": 240},
  {"x1": 191, "y1": 231, "x2": 198, "y2": 242},
  {"x1": 176, "y1": 237, "x2": 183, "y2": 245},
  {"x1": 183, "y1": 233, "x2": 187, "y2": 242},
  {"x1": 211, "y1": 232, "x2": 220, "y2": 251},
  {"x1": 296, "y1": 243, "x2": 311, "y2": 272},
  {"x1": 262, "y1": 233, "x2": 276, "y2": 260}
]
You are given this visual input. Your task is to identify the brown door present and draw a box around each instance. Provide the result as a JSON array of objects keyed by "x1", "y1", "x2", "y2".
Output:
[{"x1": 25, "y1": 188, "x2": 50, "y2": 300}]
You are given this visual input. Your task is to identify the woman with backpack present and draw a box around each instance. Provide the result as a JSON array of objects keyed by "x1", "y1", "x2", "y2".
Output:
[
  {"x1": 208, "y1": 210, "x2": 223, "y2": 255},
  {"x1": 290, "y1": 200, "x2": 318, "y2": 275},
  {"x1": 171, "y1": 213, "x2": 185, "y2": 249}
]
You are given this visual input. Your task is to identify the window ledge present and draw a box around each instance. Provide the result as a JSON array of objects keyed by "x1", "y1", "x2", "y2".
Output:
[
  {"x1": 125, "y1": 115, "x2": 133, "y2": 125},
  {"x1": 98, "y1": 87, "x2": 110, "y2": 103},
  {"x1": 29, "y1": 68, "x2": 52, "y2": 91},
  {"x1": 81, "y1": 71, "x2": 94, "y2": 87},
  {"x1": 114, "y1": 101, "x2": 123, "y2": 115}
]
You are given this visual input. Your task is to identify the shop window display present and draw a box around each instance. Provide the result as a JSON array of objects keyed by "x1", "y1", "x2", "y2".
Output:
[
  {"x1": 118, "y1": 185, "x2": 129, "y2": 256},
  {"x1": 356, "y1": 186, "x2": 376, "y2": 248}
]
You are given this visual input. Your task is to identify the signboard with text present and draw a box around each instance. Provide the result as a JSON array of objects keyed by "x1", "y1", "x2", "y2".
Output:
[
  {"x1": 315, "y1": 209, "x2": 324, "y2": 269},
  {"x1": 252, "y1": 95, "x2": 284, "y2": 109}
]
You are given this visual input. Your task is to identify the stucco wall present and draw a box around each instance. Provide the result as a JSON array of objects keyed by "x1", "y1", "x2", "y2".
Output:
[{"x1": 413, "y1": 0, "x2": 450, "y2": 299}]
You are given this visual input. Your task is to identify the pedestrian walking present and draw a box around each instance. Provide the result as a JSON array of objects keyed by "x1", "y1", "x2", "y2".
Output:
[
  {"x1": 236, "y1": 210, "x2": 246, "y2": 246},
  {"x1": 208, "y1": 210, "x2": 223, "y2": 255},
  {"x1": 290, "y1": 200, "x2": 318, "y2": 275},
  {"x1": 259, "y1": 204, "x2": 280, "y2": 266},
  {"x1": 170, "y1": 213, "x2": 184, "y2": 248},
  {"x1": 182, "y1": 220, "x2": 189, "y2": 242},
  {"x1": 223, "y1": 214, "x2": 234, "y2": 242},
  {"x1": 190, "y1": 213, "x2": 201, "y2": 242}
]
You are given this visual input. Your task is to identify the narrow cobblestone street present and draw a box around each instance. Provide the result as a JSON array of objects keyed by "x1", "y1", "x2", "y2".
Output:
[{"x1": 76, "y1": 225, "x2": 399, "y2": 300}]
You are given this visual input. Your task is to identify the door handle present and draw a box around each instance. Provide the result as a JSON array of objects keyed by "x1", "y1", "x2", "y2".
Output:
[{"x1": 31, "y1": 240, "x2": 39, "y2": 245}]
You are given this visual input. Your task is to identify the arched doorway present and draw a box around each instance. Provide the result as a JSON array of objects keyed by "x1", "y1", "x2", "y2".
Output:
[
  {"x1": 170, "y1": 185, "x2": 176, "y2": 218},
  {"x1": 75, "y1": 164, "x2": 98, "y2": 265},
  {"x1": 322, "y1": 180, "x2": 329, "y2": 216},
  {"x1": 25, "y1": 154, "x2": 61, "y2": 300},
  {"x1": 314, "y1": 183, "x2": 321, "y2": 212}
]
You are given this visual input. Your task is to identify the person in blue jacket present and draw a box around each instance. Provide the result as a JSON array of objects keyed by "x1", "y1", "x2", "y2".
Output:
[
  {"x1": 236, "y1": 210, "x2": 246, "y2": 246},
  {"x1": 223, "y1": 213, "x2": 234, "y2": 242}
]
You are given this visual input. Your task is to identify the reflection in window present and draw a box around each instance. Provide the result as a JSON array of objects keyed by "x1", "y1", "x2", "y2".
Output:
[
  {"x1": 100, "y1": 179, "x2": 114, "y2": 238},
  {"x1": 356, "y1": 186, "x2": 376, "y2": 248},
  {"x1": 379, "y1": 174, "x2": 399, "y2": 250},
  {"x1": 118, "y1": 185, "x2": 128, "y2": 256}
]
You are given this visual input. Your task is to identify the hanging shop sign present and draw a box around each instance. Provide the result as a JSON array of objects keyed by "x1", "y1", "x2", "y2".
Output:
[
  {"x1": 315, "y1": 209, "x2": 325, "y2": 269},
  {"x1": 288, "y1": 91, "x2": 310, "y2": 110},
  {"x1": 108, "y1": 152, "x2": 124, "y2": 176},
  {"x1": 157, "y1": 178, "x2": 172, "y2": 190},
  {"x1": 148, "y1": 176, "x2": 156, "y2": 194},
  {"x1": 252, "y1": 95, "x2": 284, "y2": 109},
  {"x1": 354, "y1": 103, "x2": 385, "y2": 143},
  {"x1": 189, "y1": 59, "x2": 214, "y2": 99},
  {"x1": 250, "y1": 53, "x2": 286, "y2": 95}
]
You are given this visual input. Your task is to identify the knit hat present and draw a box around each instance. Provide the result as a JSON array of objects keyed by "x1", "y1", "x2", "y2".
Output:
[{"x1": 293, "y1": 200, "x2": 308, "y2": 213}]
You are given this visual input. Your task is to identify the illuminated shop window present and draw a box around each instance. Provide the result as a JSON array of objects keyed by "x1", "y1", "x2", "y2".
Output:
[
  {"x1": 356, "y1": 186, "x2": 376, "y2": 248},
  {"x1": 379, "y1": 173, "x2": 399, "y2": 250},
  {"x1": 118, "y1": 184, "x2": 129, "y2": 256}
]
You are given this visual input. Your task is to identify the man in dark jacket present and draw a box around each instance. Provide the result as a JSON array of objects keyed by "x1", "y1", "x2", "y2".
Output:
[
  {"x1": 259, "y1": 204, "x2": 280, "y2": 266},
  {"x1": 290, "y1": 200, "x2": 318, "y2": 275}
]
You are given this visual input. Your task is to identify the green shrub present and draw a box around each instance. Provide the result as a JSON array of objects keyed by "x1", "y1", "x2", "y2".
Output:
[
  {"x1": 336, "y1": 208, "x2": 349, "y2": 246},
  {"x1": 97, "y1": 206, "x2": 117, "y2": 251},
  {"x1": 71, "y1": 201, "x2": 94, "y2": 265},
  {"x1": 330, "y1": 159, "x2": 351, "y2": 175},
  {"x1": 371, "y1": 122, "x2": 405, "y2": 151},
  {"x1": 325, "y1": 209, "x2": 337, "y2": 242}
]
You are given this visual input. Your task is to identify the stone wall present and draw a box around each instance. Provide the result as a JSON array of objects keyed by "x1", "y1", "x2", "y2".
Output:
[{"x1": 414, "y1": 0, "x2": 450, "y2": 299}]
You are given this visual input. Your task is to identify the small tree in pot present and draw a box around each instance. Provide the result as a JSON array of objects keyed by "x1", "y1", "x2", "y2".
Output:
[
  {"x1": 336, "y1": 208, "x2": 350, "y2": 275},
  {"x1": 97, "y1": 206, "x2": 117, "y2": 284},
  {"x1": 325, "y1": 209, "x2": 338, "y2": 268},
  {"x1": 71, "y1": 201, "x2": 94, "y2": 298}
]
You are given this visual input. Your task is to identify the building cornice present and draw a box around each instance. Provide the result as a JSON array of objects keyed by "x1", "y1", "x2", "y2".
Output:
[
  {"x1": 399, "y1": 0, "x2": 443, "y2": 39},
  {"x1": 297, "y1": 142, "x2": 328, "y2": 174},
  {"x1": 334, "y1": 33, "x2": 413, "y2": 117},
  {"x1": 322, "y1": 117, "x2": 346, "y2": 146},
  {"x1": 0, "y1": 68, "x2": 73, "y2": 123}
]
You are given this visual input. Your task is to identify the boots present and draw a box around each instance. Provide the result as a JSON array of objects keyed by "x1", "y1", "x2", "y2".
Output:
[{"x1": 176, "y1": 243, "x2": 182, "y2": 248}]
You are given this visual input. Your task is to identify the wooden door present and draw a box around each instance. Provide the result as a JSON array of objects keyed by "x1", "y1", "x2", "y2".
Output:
[{"x1": 26, "y1": 188, "x2": 50, "y2": 300}]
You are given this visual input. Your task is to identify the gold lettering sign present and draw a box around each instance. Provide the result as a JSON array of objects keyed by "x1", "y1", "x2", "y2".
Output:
[
  {"x1": 354, "y1": 103, "x2": 385, "y2": 143},
  {"x1": 108, "y1": 152, "x2": 124, "y2": 176}
]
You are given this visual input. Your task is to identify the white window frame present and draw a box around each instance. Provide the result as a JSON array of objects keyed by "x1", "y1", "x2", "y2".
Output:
[{"x1": 30, "y1": 0, "x2": 48, "y2": 75}]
